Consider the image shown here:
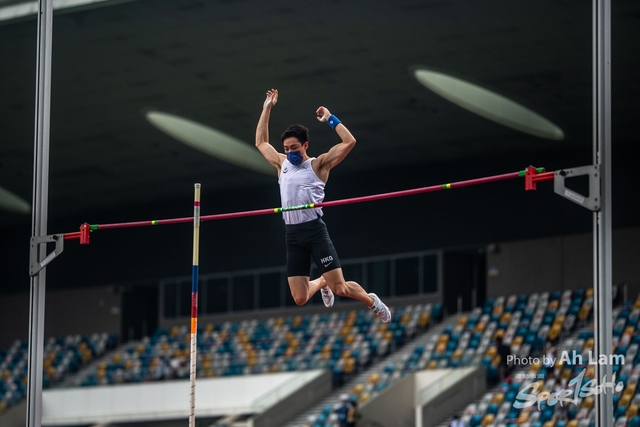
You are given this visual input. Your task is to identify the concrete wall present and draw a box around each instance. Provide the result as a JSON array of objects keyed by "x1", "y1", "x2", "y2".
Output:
[
  {"x1": 358, "y1": 368, "x2": 485, "y2": 427},
  {"x1": 251, "y1": 370, "x2": 332, "y2": 427},
  {"x1": 418, "y1": 367, "x2": 486, "y2": 427},
  {"x1": 0, "y1": 286, "x2": 121, "y2": 348},
  {"x1": 359, "y1": 373, "x2": 416, "y2": 427},
  {"x1": 0, "y1": 401, "x2": 26, "y2": 427},
  {"x1": 486, "y1": 227, "x2": 640, "y2": 298},
  {"x1": 39, "y1": 370, "x2": 325, "y2": 426}
]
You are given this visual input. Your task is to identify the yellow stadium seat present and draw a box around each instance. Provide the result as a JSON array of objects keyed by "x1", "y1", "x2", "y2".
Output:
[
  {"x1": 585, "y1": 367, "x2": 595, "y2": 378},
  {"x1": 358, "y1": 392, "x2": 370, "y2": 403},
  {"x1": 586, "y1": 288, "x2": 593, "y2": 298},
  {"x1": 582, "y1": 396, "x2": 595, "y2": 410},
  {"x1": 427, "y1": 360, "x2": 438, "y2": 369},
  {"x1": 352, "y1": 384, "x2": 364, "y2": 395},
  {"x1": 457, "y1": 316, "x2": 468, "y2": 326},
  {"x1": 481, "y1": 414, "x2": 494, "y2": 426},
  {"x1": 626, "y1": 383, "x2": 638, "y2": 395},
  {"x1": 512, "y1": 336, "x2": 523, "y2": 347},
  {"x1": 516, "y1": 412, "x2": 529, "y2": 423},
  {"x1": 567, "y1": 420, "x2": 578, "y2": 427},
  {"x1": 548, "y1": 300, "x2": 559, "y2": 310},
  {"x1": 530, "y1": 360, "x2": 541, "y2": 373},
  {"x1": 419, "y1": 312, "x2": 430, "y2": 328},
  {"x1": 578, "y1": 306, "x2": 591, "y2": 320},
  {"x1": 492, "y1": 393, "x2": 504, "y2": 405},
  {"x1": 368, "y1": 373, "x2": 380, "y2": 384},
  {"x1": 205, "y1": 323, "x2": 214, "y2": 333},
  {"x1": 543, "y1": 422, "x2": 555, "y2": 427},
  {"x1": 492, "y1": 355, "x2": 501, "y2": 367},
  {"x1": 485, "y1": 347, "x2": 496, "y2": 358},
  {"x1": 582, "y1": 338, "x2": 593, "y2": 350},
  {"x1": 619, "y1": 395, "x2": 631, "y2": 408},
  {"x1": 344, "y1": 358, "x2": 356, "y2": 374}
]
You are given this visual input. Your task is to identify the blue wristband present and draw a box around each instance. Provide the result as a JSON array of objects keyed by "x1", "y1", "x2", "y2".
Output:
[{"x1": 327, "y1": 114, "x2": 341, "y2": 130}]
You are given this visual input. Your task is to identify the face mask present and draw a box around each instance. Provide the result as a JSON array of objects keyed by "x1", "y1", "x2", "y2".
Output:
[{"x1": 287, "y1": 150, "x2": 303, "y2": 166}]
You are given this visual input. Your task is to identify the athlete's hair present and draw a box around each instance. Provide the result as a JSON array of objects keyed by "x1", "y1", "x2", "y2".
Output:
[{"x1": 281, "y1": 124, "x2": 309, "y2": 143}]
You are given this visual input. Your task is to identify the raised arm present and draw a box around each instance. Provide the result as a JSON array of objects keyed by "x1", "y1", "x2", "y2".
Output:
[
  {"x1": 315, "y1": 106, "x2": 357, "y2": 172},
  {"x1": 255, "y1": 89, "x2": 286, "y2": 171}
]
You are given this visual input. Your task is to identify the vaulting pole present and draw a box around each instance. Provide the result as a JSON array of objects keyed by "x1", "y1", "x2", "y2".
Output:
[{"x1": 189, "y1": 183, "x2": 201, "y2": 427}]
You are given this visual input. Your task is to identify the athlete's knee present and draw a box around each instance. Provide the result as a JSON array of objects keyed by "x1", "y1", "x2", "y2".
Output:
[{"x1": 291, "y1": 293, "x2": 309, "y2": 306}]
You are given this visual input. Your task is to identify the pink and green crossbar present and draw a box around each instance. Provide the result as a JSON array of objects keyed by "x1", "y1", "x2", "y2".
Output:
[{"x1": 63, "y1": 166, "x2": 553, "y2": 240}]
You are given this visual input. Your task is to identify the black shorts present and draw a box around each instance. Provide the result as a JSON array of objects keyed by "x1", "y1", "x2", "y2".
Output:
[{"x1": 285, "y1": 218, "x2": 342, "y2": 277}]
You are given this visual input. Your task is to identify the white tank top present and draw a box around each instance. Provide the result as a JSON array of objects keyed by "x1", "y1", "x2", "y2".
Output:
[{"x1": 278, "y1": 158, "x2": 325, "y2": 225}]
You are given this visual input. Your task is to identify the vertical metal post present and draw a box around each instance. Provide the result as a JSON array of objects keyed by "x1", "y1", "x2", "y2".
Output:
[
  {"x1": 593, "y1": 0, "x2": 613, "y2": 425},
  {"x1": 27, "y1": 1, "x2": 54, "y2": 427}
]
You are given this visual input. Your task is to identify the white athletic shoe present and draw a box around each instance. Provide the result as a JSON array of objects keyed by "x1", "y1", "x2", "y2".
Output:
[
  {"x1": 368, "y1": 293, "x2": 391, "y2": 324},
  {"x1": 321, "y1": 286, "x2": 335, "y2": 308}
]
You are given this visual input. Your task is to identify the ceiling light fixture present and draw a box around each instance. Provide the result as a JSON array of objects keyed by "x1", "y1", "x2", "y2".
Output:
[
  {"x1": 412, "y1": 67, "x2": 564, "y2": 140},
  {"x1": 0, "y1": 0, "x2": 114, "y2": 23},
  {"x1": 145, "y1": 110, "x2": 273, "y2": 175},
  {"x1": 0, "y1": 186, "x2": 30, "y2": 214}
]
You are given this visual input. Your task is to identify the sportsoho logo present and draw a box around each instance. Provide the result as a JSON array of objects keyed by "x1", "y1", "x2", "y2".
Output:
[{"x1": 512, "y1": 350, "x2": 624, "y2": 410}]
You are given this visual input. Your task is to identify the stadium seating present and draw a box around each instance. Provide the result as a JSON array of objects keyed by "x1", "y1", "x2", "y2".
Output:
[
  {"x1": 0, "y1": 333, "x2": 116, "y2": 414},
  {"x1": 449, "y1": 291, "x2": 640, "y2": 427},
  {"x1": 81, "y1": 303, "x2": 439, "y2": 388},
  {"x1": 425, "y1": 290, "x2": 592, "y2": 382}
]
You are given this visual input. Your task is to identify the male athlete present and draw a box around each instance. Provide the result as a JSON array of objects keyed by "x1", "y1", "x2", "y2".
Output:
[{"x1": 255, "y1": 88, "x2": 390, "y2": 323}]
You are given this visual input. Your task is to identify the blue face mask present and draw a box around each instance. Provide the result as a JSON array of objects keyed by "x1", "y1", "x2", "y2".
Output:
[{"x1": 287, "y1": 150, "x2": 303, "y2": 166}]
